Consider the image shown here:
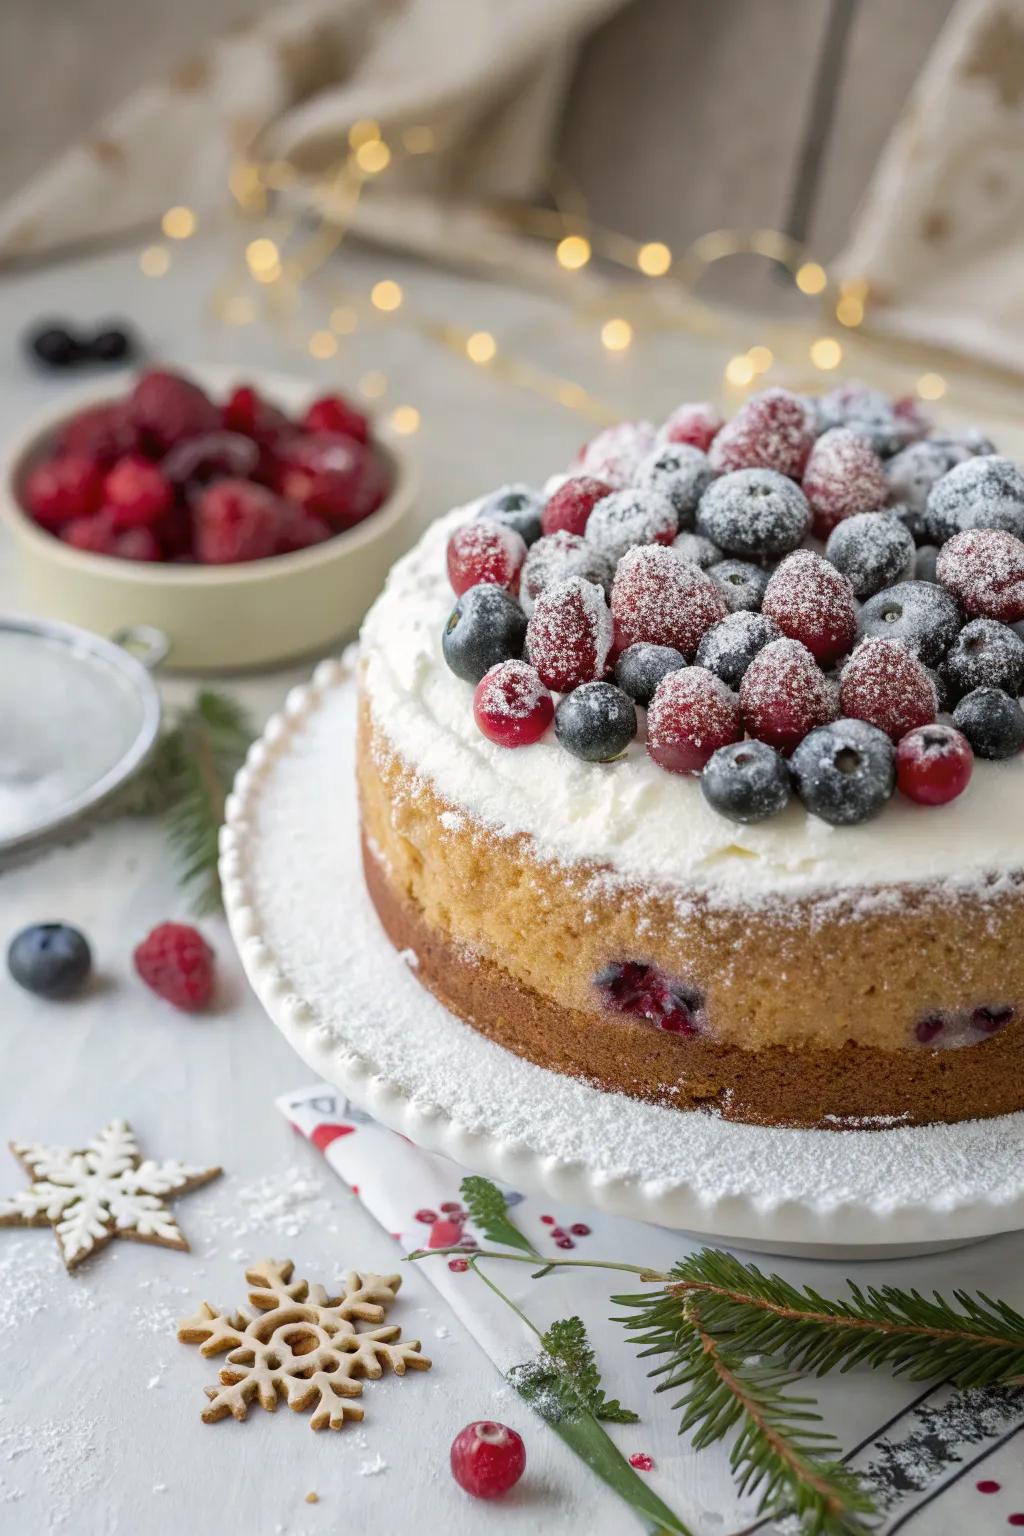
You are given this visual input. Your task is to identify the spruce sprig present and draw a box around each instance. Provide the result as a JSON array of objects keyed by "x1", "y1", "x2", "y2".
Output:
[{"x1": 515, "y1": 1315, "x2": 638, "y2": 1423}]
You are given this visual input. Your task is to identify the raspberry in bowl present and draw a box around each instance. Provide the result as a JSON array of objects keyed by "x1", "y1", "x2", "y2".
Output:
[{"x1": 2, "y1": 364, "x2": 417, "y2": 670}]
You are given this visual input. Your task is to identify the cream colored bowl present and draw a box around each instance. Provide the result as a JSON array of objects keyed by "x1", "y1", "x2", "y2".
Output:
[{"x1": 0, "y1": 364, "x2": 418, "y2": 671}]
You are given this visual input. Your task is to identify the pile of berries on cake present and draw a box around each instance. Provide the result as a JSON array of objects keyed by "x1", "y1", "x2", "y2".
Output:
[
  {"x1": 19, "y1": 369, "x2": 390, "y2": 564},
  {"x1": 442, "y1": 385, "x2": 1024, "y2": 826}
]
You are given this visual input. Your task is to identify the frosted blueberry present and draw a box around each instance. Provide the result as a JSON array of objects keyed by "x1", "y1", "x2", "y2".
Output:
[
  {"x1": 634, "y1": 442, "x2": 714, "y2": 530},
  {"x1": 942, "y1": 619, "x2": 1024, "y2": 702},
  {"x1": 672, "y1": 531, "x2": 722, "y2": 569},
  {"x1": 478, "y1": 484, "x2": 545, "y2": 545},
  {"x1": 708, "y1": 559, "x2": 769, "y2": 613},
  {"x1": 790, "y1": 718, "x2": 896, "y2": 825},
  {"x1": 696, "y1": 468, "x2": 810, "y2": 559},
  {"x1": 614, "y1": 643, "x2": 686, "y2": 706},
  {"x1": 856, "y1": 580, "x2": 961, "y2": 666},
  {"x1": 555, "y1": 682, "x2": 637, "y2": 762},
  {"x1": 952, "y1": 687, "x2": 1024, "y2": 760},
  {"x1": 442, "y1": 583, "x2": 527, "y2": 683},
  {"x1": 694, "y1": 611, "x2": 781, "y2": 688},
  {"x1": 824, "y1": 511, "x2": 914, "y2": 600},
  {"x1": 700, "y1": 740, "x2": 791, "y2": 823},
  {"x1": 924, "y1": 456, "x2": 1024, "y2": 545}
]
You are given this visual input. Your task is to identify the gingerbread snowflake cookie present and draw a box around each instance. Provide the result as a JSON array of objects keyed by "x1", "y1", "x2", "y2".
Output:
[
  {"x1": 0, "y1": 1118, "x2": 220, "y2": 1270},
  {"x1": 178, "y1": 1258, "x2": 431, "y2": 1430}
]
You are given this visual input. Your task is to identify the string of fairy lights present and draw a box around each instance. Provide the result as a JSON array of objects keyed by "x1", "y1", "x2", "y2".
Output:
[{"x1": 134, "y1": 113, "x2": 988, "y2": 436}]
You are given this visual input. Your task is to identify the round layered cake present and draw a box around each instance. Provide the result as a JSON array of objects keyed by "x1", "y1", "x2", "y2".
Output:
[{"x1": 358, "y1": 387, "x2": 1024, "y2": 1128}]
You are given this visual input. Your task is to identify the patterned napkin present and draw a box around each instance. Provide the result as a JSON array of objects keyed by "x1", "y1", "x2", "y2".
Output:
[{"x1": 279, "y1": 1082, "x2": 1024, "y2": 1534}]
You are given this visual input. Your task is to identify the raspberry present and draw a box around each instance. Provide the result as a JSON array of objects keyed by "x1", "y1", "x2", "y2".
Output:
[
  {"x1": 761, "y1": 550, "x2": 857, "y2": 666},
  {"x1": 708, "y1": 388, "x2": 813, "y2": 478},
  {"x1": 696, "y1": 469, "x2": 810, "y2": 559},
  {"x1": 130, "y1": 369, "x2": 219, "y2": 453},
  {"x1": 133, "y1": 922, "x2": 215, "y2": 1011},
  {"x1": 23, "y1": 456, "x2": 103, "y2": 529},
  {"x1": 56, "y1": 402, "x2": 137, "y2": 463},
  {"x1": 740, "y1": 638, "x2": 837, "y2": 756},
  {"x1": 521, "y1": 531, "x2": 611, "y2": 612},
  {"x1": 611, "y1": 544, "x2": 726, "y2": 659},
  {"x1": 839, "y1": 637, "x2": 937, "y2": 741},
  {"x1": 895, "y1": 724, "x2": 974, "y2": 806},
  {"x1": 936, "y1": 528, "x2": 1024, "y2": 622},
  {"x1": 541, "y1": 476, "x2": 612, "y2": 537},
  {"x1": 276, "y1": 434, "x2": 387, "y2": 529},
  {"x1": 222, "y1": 384, "x2": 293, "y2": 446},
  {"x1": 647, "y1": 667, "x2": 742, "y2": 774},
  {"x1": 103, "y1": 454, "x2": 173, "y2": 528},
  {"x1": 450, "y1": 1422, "x2": 525, "y2": 1499},
  {"x1": 526, "y1": 576, "x2": 612, "y2": 693},
  {"x1": 447, "y1": 519, "x2": 526, "y2": 596},
  {"x1": 584, "y1": 489, "x2": 677, "y2": 565},
  {"x1": 195, "y1": 479, "x2": 284, "y2": 564},
  {"x1": 275, "y1": 503, "x2": 332, "y2": 554},
  {"x1": 578, "y1": 420, "x2": 657, "y2": 488},
  {"x1": 659, "y1": 401, "x2": 723, "y2": 453},
  {"x1": 801, "y1": 427, "x2": 887, "y2": 538},
  {"x1": 473, "y1": 661, "x2": 553, "y2": 747},
  {"x1": 301, "y1": 393, "x2": 369, "y2": 443}
]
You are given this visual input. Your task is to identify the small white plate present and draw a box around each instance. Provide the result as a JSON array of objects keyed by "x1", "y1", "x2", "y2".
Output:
[
  {"x1": 0, "y1": 364, "x2": 418, "y2": 672},
  {"x1": 220, "y1": 656, "x2": 1024, "y2": 1259}
]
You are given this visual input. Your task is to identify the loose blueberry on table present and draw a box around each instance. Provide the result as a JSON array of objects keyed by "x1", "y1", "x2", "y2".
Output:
[
  {"x1": 7, "y1": 923, "x2": 92, "y2": 1000},
  {"x1": 441, "y1": 384, "x2": 1024, "y2": 825}
]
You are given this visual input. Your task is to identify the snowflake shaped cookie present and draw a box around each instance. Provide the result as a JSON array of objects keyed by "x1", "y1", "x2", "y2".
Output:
[
  {"x1": 0, "y1": 1119, "x2": 220, "y2": 1271},
  {"x1": 178, "y1": 1258, "x2": 432, "y2": 1430}
]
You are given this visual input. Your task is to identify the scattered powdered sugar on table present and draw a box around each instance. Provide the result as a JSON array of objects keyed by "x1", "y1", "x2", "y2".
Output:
[
  {"x1": 226, "y1": 667, "x2": 1024, "y2": 1229},
  {"x1": 0, "y1": 1409, "x2": 104, "y2": 1528}
]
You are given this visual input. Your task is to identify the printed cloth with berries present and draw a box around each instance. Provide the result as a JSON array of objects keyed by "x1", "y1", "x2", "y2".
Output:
[{"x1": 280, "y1": 1083, "x2": 1024, "y2": 1534}]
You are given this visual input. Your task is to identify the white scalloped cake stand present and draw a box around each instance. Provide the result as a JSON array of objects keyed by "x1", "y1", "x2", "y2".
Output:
[{"x1": 220, "y1": 655, "x2": 1024, "y2": 1259}]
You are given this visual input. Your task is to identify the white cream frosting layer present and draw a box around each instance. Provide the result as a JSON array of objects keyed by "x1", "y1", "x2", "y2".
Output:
[{"x1": 360, "y1": 506, "x2": 1024, "y2": 904}]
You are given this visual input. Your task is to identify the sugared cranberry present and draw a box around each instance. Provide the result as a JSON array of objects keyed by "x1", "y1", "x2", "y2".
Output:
[
  {"x1": 840, "y1": 638, "x2": 937, "y2": 743},
  {"x1": 130, "y1": 369, "x2": 219, "y2": 453},
  {"x1": 584, "y1": 489, "x2": 677, "y2": 565},
  {"x1": 23, "y1": 456, "x2": 104, "y2": 529},
  {"x1": 611, "y1": 544, "x2": 726, "y2": 659},
  {"x1": 762, "y1": 551, "x2": 857, "y2": 667},
  {"x1": 447, "y1": 519, "x2": 526, "y2": 597},
  {"x1": 915, "y1": 1016, "x2": 945, "y2": 1044},
  {"x1": 647, "y1": 666, "x2": 741, "y2": 774},
  {"x1": 661, "y1": 402, "x2": 723, "y2": 453},
  {"x1": 937, "y1": 528, "x2": 1024, "y2": 622},
  {"x1": 276, "y1": 433, "x2": 387, "y2": 529},
  {"x1": 595, "y1": 961, "x2": 700, "y2": 1035},
  {"x1": 801, "y1": 427, "x2": 888, "y2": 539},
  {"x1": 474, "y1": 660, "x2": 553, "y2": 747},
  {"x1": 972, "y1": 1005, "x2": 1015, "y2": 1034},
  {"x1": 541, "y1": 477, "x2": 612, "y2": 537},
  {"x1": 740, "y1": 638, "x2": 837, "y2": 756},
  {"x1": 578, "y1": 421, "x2": 657, "y2": 488},
  {"x1": 302, "y1": 393, "x2": 369, "y2": 443},
  {"x1": 708, "y1": 388, "x2": 814, "y2": 478},
  {"x1": 103, "y1": 454, "x2": 172, "y2": 528},
  {"x1": 450, "y1": 1422, "x2": 526, "y2": 1499},
  {"x1": 895, "y1": 723, "x2": 973, "y2": 805},
  {"x1": 194, "y1": 478, "x2": 283, "y2": 564},
  {"x1": 526, "y1": 576, "x2": 612, "y2": 693}
]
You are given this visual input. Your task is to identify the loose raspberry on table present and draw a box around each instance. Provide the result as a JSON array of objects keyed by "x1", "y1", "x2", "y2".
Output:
[
  {"x1": 634, "y1": 443, "x2": 714, "y2": 528},
  {"x1": 194, "y1": 478, "x2": 284, "y2": 564},
  {"x1": 936, "y1": 527, "x2": 1024, "y2": 622},
  {"x1": 856, "y1": 579, "x2": 961, "y2": 665},
  {"x1": 541, "y1": 476, "x2": 612, "y2": 537},
  {"x1": 56, "y1": 402, "x2": 138, "y2": 463},
  {"x1": 473, "y1": 660, "x2": 553, "y2": 748},
  {"x1": 526, "y1": 576, "x2": 613, "y2": 693},
  {"x1": 447, "y1": 519, "x2": 527, "y2": 597},
  {"x1": 739, "y1": 637, "x2": 837, "y2": 756},
  {"x1": 659, "y1": 401, "x2": 723, "y2": 453},
  {"x1": 276, "y1": 434, "x2": 387, "y2": 529},
  {"x1": 584, "y1": 489, "x2": 677, "y2": 565},
  {"x1": 924, "y1": 455, "x2": 1024, "y2": 544},
  {"x1": 801, "y1": 427, "x2": 887, "y2": 539},
  {"x1": 708, "y1": 388, "x2": 814, "y2": 478},
  {"x1": 895, "y1": 724, "x2": 974, "y2": 806},
  {"x1": 23, "y1": 456, "x2": 104, "y2": 529},
  {"x1": 301, "y1": 393, "x2": 369, "y2": 443},
  {"x1": 839, "y1": 637, "x2": 938, "y2": 742},
  {"x1": 133, "y1": 922, "x2": 215, "y2": 1012},
  {"x1": 824, "y1": 511, "x2": 914, "y2": 600},
  {"x1": 130, "y1": 369, "x2": 220, "y2": 453},
  {"x1": 521, "y1": 531, "x2": 612, "y2": 612},
  {"x1": 450, "y1": 1421, "x2": 526, "y2": 1500},
  {"x1": 611, "y1": 544, "x2": 726, "y2": 658},
  {"x1": 103, "y1": 454, "x2": 173, "y2": 528},
  {"x1": 647, "y1": 666, "x2": 742, "y2": 774},
  {"x1": 696, "y1": 468, "x2": 810, "y2": 559},
  {"x1": 761, "y1": 550, "x2": 857, "y2": 666},
  {"x1": 578, "y1": 420, "x2": 657, "y2": 488}
]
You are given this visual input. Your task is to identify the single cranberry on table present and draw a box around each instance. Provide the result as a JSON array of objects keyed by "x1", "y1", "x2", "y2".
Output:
[
  {"x1": 447, "y1": 519, "x2": 526, "y2": 597},
  {"x1": 474, "y1": 661, "x2": 553, "y2": 747},
  {"x1": 896, "y1": 725, "x2": 974, "y2": 806},
  {"x1": 134, "y1": 922, "x2": 215, "y2": 1012},
  {"x1": 450, "y1": 1421, "x2": 526, "y2": 1500}
]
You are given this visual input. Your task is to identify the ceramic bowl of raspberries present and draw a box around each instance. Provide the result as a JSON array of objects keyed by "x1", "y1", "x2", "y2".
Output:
[
  {"x1": 2, "y1": 364, "x2": 417, "y2": 670},
  {"x1": 443, "y1": 386, "x2": 1024, "y2": 827}
]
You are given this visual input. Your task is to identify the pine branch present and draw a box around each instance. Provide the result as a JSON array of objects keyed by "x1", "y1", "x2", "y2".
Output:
[
  {"x1": 460, "y1": 1175, "x2": 540, "y2": 1257},
  {"x1": 521, "y1": 1316, "x2": 638, "y2": 1423}
]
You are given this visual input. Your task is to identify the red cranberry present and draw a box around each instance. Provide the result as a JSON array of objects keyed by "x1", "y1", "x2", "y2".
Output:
[
  {"x1": 629, "y1": 1453, "x2": 654, "y2": 1472},
  {"x1": 708, "y1": 388, "x2": 814, "y2": 478},
  {"x1": 972, "y1": 1005, "x2": 1015, "y2": 1033},
  {"x1": 113, "y1": 525, "x2": 162, "y2": 561},
  {"x1": 595, "y1": 961, "x2": 700, "y2": 1035},
  {"x1": 429, "y1": 1218, "x2": 464, "y2": 1248},
  {"x1": 130, "y1": 369, "x2": 219, "y2": 453},
  {"x1": 541, "y1": 476, "x2": 612, "y2": 537},
  {"x1": 450, "y1": 1421, "x2": 526, "y2": 1500},
  {"x1": 540, "y1": 1214, "x2": 555, "y2": 1225},
  {"x1": 439, "y1": 1201, "x2": 464, "y2": 1215},
  {"x1": 801, "y1": 427, "x2": 887, "y2": 539},
  {"x1": 936, "y1": 528, "x2": 1024, "y2": 622},
  {"x1": 276, "y1": 433, "x2": 387, "y2": 529},
  {"x1": 761, "y1": 551, "x2": 857, "y2": 667},
  {"x1": 647, "y1": 667, "x2": 741, "y2": 774},
  {"x1": 570, "y1": 1223, "x2": 591, "y2": 1236},
  {"x1": 915, "y1": 1016, "x2": 945, "y2": 1044},
  {"x1": 61, "y1": 510, "x2": 122, "y2": 556},
  {"x1": 302, "y1": 393, "x2": 369, "y2": 443},
  {"x1": 23, "y1": 456, "x2": 104, "y2": 529},
  {"x1": 661, "y1": 402, "x2": 723, "y2": 453},
  {"x1": 896, "y1": 723, "x2": 973, "y2": 805},
  {"x1": 556, "y1": 1237, "x2": 575, "y2": 1250},
  {"x1": 447, "y1": 519, "x2": 526, "y2": 596},
  {"x1": 414, "y1": 1208, "x2": 438, "y2": 1224},
  {"x1": 448, "y1": 1258, "x2": 469, "y2": 1273},
  {"x1": 841, "y1": 638, "x2": 938, "y2": 743},
  {"x1": 474, "y1": 661, "x2": 553, "y2": 747},
  {"x1": 526, "y1": 576, "x2": 612, "y2": 692},
  {"x1": 740, "y1": 638, "x2": 837, "y2": 756},
  {"x1": 611, "y1": 544, "x2": 726, "y2": 659},
  {"x1": 103, "y1": 454, "x2": 172, "y2": 528},
  {"x1": 275, "y1": 503, "x2": 332, "y2": 554},
  {"x1": 194, "y1": 479, "x2": 283, "y2": 564}
]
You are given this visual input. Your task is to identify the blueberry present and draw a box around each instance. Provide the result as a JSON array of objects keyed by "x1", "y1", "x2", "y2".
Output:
[
  {"x1": 555, "y1": 682, "x2": 637, "y2": 762},
  {"x1": 927, "y1": 427, "x2": 996, "y2": 460},
  {"x1": 942, "y1": 620, "x2": 1024, "y2": 702},
  {"x1": 88, "y1": 324, "x2": 137, "y2": 364},
  {"x1": 477, "y1": 484, "x2": 544, "y2": 545},
  {"x1": 824, "y1": 511, "x2": 914, "y2": 599},
  {"x1": 791, "y1": 718, "x2": 896, "y2": 825},
  {"x1": 614, "y1": 643, "x2": 686, "y2": 706},
  {"x1": 26, "y1": 323, "x2": 83, "y2": 370},
  {"x1": 924, "y1": 455, "x2": 1024, "y2": 544},
  {"x1": 442, "y1": 583, "x2": 527, "y2": 683},
  {"x1": 672, "y1": 531, "x2": 722, "y2": 569},
  {"x1": 914, "y1": 545, "x2": 940, "y2": 584},
  {"x1": 8, "y1": 923, "x2": 92, "y2": 999},
  {"x1": 696, "y1": 468, "x2": 810, "y2": 559},
  {"x1": 694, "y1": 611, "x2": 781, "y2": 688},
  {"x1": 817, "y1": 385, "x2": 915, "y2": 458},
  {"x1": 708, "y1": 559, "x2": 769, "y2": 613},
  {"x1": 856, "y1": 580, "x2": 961, "y2": 666},
  {"x1": 886, "y1": 440, "x2": 955, "y2": 517},
  {"x1": 701, "y1": 740, "x2": 791, "y2": 822},
  {"x1": 635, "y1": 442, "x2": 714, "y2": 530},
  {"x1": 952, "y1": 687, "x2": 1024, "y2": 760}
]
